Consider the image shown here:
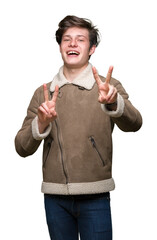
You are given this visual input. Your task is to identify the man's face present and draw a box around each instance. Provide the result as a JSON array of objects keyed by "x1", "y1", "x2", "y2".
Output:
[{"x1": 60, "y1": 27, "x2": 95, "y2": 69}]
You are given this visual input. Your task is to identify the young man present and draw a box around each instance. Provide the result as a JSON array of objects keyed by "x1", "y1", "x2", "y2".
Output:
[{"x1": 15, "y1": 15, "x2": 142, "y2": 240}]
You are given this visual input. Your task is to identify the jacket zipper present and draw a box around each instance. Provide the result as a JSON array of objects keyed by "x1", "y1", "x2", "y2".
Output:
[
  {"x1": 43, "y1": 141, "x2": 51, "y2": 168},
  {"x1": 89, "y1": 136, "x2": 105, "y2": 166},
  {"x1": 55, "y1": 120, "x2": 68, "y2": 184}
]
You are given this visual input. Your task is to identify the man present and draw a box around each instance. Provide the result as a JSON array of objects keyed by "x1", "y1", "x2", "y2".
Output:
[{"x1": 15, "y1": 15, "x2": 142, "y2": 240}]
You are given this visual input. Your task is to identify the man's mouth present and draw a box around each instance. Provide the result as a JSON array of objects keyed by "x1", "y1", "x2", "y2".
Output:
[{"x1": 67, "y1": 51, "x2": 80, "y2": 56}]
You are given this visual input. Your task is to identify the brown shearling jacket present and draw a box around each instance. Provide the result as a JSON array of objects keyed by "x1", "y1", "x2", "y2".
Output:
[{"x1": 15, "y1": 64, "x2": 142, "y2": 195}]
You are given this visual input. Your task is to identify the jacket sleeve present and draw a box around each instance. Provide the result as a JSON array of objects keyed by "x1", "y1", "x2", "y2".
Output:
[
  {"x1": 101, "y1": 78, "x2": 142, "y2": 132},
  {"x1": 14, "y1": 86, "x2": 51, "y2": 157}
]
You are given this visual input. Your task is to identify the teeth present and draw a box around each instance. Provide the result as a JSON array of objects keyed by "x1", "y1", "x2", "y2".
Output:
[{"x1": 67, "y1": 51, "x2": 79, "y2": 55}]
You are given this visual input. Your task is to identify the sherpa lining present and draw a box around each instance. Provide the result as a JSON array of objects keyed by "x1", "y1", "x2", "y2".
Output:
[
  {"x1": 41, "y1": 178, "x2": 115, "y2": 195},
  {"x1": 50, "y1": 63, "x2": 95, "y2": 92}
]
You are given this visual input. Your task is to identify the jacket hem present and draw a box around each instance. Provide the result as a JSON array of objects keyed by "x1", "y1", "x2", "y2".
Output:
[{"x1": 41, "y1": 178, "x2": 115, "y2": 195}]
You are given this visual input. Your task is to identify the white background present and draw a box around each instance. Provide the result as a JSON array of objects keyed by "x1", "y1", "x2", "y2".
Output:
[{"x1": 0, "y1": 0, "x2": 157, "y2": 239}]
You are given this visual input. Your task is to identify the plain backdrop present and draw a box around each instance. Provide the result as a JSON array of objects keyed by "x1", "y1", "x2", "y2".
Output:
[{"x1": 0, "y1": 0, "x2": 157, "y2": 239}]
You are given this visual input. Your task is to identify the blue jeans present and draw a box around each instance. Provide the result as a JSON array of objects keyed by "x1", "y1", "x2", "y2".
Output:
[{"x1": 44, "y1": 193, "x2": 112, "y2": 240}]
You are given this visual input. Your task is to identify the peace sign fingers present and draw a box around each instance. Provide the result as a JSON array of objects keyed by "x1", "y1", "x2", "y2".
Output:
[
  {"x1": 105, "y1": 66, "x2": 113, "y2": 84},
  {"x1": 51, "y1": 85, "x2": 59, "y2": 104},
  {"x1": 92, "y1": 66, "x2": 102, "y2": 86},
  {"x1": 38, "y1": 84, "x2": 59, "y2": 131},
  {"x1": 93, "y1": 65, "x2": 117, "y2": 104},
  {"x1": 43, "y1": 83, "x2": 49, "y2": 102},
  {"x1": 43, "y1": 83, "x2": 59, "y2": 105}
]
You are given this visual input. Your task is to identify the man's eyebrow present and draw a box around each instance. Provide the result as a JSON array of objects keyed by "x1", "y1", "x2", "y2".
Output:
[{"x1": 63, "y1": 34, "x2": 87, "y2": 38}]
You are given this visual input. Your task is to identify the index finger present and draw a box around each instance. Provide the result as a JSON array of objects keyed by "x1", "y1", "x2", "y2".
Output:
[
  {"x1": 92, "y1": 66, "x2": 102, "y2": 86},
  {"x1": 105, "y1": 66, "x2": 114, "y2": 84},
  {"x1": 52, "y1": 85, "x2": 59, "y2": 103},
  {"x1": 43, "y1": 83, "x2": 49, "y2": 102}
]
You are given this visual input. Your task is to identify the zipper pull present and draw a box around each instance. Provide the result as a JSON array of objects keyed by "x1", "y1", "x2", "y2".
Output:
[{"x1": 89, "y1": 136, "x2": 96, "y2": 147}]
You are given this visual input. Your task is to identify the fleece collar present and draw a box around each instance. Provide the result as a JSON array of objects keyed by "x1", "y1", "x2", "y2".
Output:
[{"x1": 50, "y1": 63, "x2": 95, "y2": 92}]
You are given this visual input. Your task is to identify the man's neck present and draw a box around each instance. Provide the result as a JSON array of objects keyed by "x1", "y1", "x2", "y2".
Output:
[{"x1": 63, "y1": 63, "x2": 89, "y2": 82}]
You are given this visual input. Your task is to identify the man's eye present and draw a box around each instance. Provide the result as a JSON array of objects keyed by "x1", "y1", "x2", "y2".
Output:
[{"x1": 63, "y1": 39, "x2": 70, "y2": 41}]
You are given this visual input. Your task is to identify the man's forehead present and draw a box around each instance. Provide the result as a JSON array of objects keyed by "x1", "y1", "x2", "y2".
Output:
[{"x1": 63, "y1": 27, "x2": 89, "y2": 37}]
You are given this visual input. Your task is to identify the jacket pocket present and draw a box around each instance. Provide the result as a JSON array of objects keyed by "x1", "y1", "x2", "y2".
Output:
[
  {"x1": 89, "y1": 136, "x2": 106, "y2": 166},
  {"x1": 43, "y1": 137, "x2": 53, "y2": 168}
]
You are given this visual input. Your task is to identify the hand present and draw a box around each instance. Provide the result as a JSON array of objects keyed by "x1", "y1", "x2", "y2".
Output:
[
  {"x1": 92, "y1": 66, "x2": 117, "y2": 105},
  {"x1": 38, "y1": 84, "x2": 59, "y2": 133}
]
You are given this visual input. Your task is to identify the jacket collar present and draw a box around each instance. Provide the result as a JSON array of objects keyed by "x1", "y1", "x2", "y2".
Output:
[{"x1": 50, "y1": 63, "x2": 95, "y2": 92}]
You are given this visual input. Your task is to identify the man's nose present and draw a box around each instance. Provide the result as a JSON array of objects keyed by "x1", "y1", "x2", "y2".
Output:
[{"x1": 69, "y1": 39, "x2": 78, "y2": 47}]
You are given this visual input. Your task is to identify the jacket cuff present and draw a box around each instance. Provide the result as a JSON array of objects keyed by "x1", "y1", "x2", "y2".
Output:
[
  {"x1": 101, "y1": 93, "x2": 125, "y2": 118},
  {"x1": 32, "y1": 116, "x2": 52, "y2": 140}
]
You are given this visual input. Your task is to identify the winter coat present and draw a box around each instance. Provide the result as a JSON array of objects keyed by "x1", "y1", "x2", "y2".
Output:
[{"x1": 15, "y1": 64, "x2": 142, "y2": 195}]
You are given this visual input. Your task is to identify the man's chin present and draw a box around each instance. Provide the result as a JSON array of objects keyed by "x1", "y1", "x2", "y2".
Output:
[{"x1": 64, "y1": 60, "x2": 89, "y2": 69}]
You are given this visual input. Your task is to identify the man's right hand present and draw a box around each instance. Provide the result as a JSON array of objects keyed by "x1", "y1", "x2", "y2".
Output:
[{"x1": 38, "y1": 84, "x2": 59, "y2": 133}]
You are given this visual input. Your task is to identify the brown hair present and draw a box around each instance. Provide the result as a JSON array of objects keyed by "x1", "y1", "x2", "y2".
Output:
[{"x1": 55, "y1": 15, "x2": 100, "y2": 49}]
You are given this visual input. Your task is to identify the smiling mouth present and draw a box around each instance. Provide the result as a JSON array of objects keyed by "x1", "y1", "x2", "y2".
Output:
[{"x1": 67, "y1": 51, "x2": 80, "y2": 56}]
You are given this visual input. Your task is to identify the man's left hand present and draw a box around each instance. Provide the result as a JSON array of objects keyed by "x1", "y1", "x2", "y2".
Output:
[{"x1": 92, "y1": 66, "x2": 117, "y2": 105}]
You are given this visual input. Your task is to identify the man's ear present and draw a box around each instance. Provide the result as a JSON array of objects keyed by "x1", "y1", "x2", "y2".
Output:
[{"x1": 89, "y1": 45, "x2": 96, "y2": 56}]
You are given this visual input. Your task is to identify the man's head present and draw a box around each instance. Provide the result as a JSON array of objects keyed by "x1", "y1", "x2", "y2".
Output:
[
  {"x1": 56, "y1": 16, "x2": 100, "y2": 69},
  {"x1": 55, "y1": 15, "x2": 100, "y2": 50}
]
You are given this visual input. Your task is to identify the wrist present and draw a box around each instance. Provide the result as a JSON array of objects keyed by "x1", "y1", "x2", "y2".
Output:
[
  {"x1": 38, "y1": 119, "x2": 49, "y2": 134},
  {"x1": 105, "y1": 101, "x2": 117, "y2": 111}
]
